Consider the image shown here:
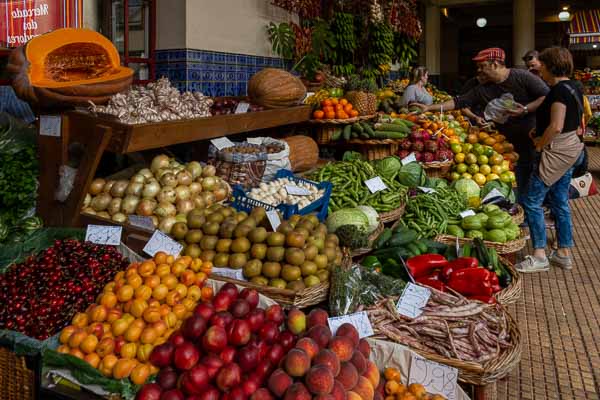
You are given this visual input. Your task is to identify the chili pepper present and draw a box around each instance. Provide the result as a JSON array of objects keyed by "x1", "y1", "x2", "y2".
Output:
[
  {"x1": 447, "y1": 268, "x2": 494, "y2": 296},
  {"x1": 440, "y1": 257, "x2": 479, "y2": 282},
  {"x1": 361, "y1": 256, "x2": 382, "y2": 270},
  {"x1": 406, "y1": 254, "x2": 448, "y2": 278},
  {"x1": 416, "y1": 276, "x2": 446, "y2": 292},
  {"x1": 489, "y1": 273, "x2": 499, "y2": 286},
  {"x1": 468, "y1": 295, "x2": 497, "y2": 304},
  {"x1": 491, "y1": 283, "x2": 502, "y2": 293}
]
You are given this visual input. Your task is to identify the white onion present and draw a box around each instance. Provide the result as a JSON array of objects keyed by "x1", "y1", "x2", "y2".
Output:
[
  {"x1": 82, "y1": 207, "x2": 96, "y2": 215},
  {"x1": 160, "y1": 173, "x2": 177, "y2": 188},
  {"x1": 108, "y1": 198, "x2": 122, "y2": 215},
  {"x1": 110, "y1": 180, "x2": 129, "y2": 198},
  {"x1": 138, "y1": 168, "x2": 154, "y2": 180},
  {"x1": 192, "y1": 195, "x2": 206, "y2": 209},
  {"x1": 97, "y1": 211, "x2": 111, "y2": 219},
  {"x1": 175, "y1": 213, "x2": 188, "y2": 223},
  {"x1": 89, "y1": 178, "x2": 106, "y2": 195},
  {"x1": 157, "y1": 187, "x2": 177, "y2": 203},
  {"x1": 200, "y1": 192, "x2": 216, "y2": 207},
  {"x1": 202, "y1": 165, "x2": 216, "y2": 177},
  {"x1": 156, "y1": 168, "x2": 171, "y2": 179},
  {"x1": 142, "y1": 181, "x2": 161, "y2": 198},
  {"x1": 201, "y1": 176, "x2": 217, "y2": 191},
  {"x1": 136, "y1": 199, "x2": 157, "y2": 216},
  {"x1": 169, "y1": 160, "x2": 182, "y2": 169},
  {"x1": 83, "y1": 193, "x2": 92, "y2": 208},
  {"x1": 214, "y1": 186, "x2": 228, "y2": 202},
  {"x1": 186, "y1": 161, "x2": 203, "y2": 180},
  {"x1": 102, "y1": 180, "x2": 116, "y2": 193},
  {"x1": 151, "y1": 155, "x2": 170, "y2": 173},
  {"x1": 177, "y1": 170, "x2": 193, "y2": 186},
  {"x1": 176, "y1": 199, "x2": 195, "y2": 214},
  {"x1": 91, "y1": 193, "x2": 112, "y2": 211},
  {"x1": 126, "y1": 182, "x2": 144, "y2": 196},
  {"x1": 158, "y1": 216, "x2": 177, "y2": 234},
  {"x1": 131, "y1": 174, "x2": 146, "y2": 184},
  {"x1": 189, "y1": 182, "x2": 203, "y2": 195},
  {"x1": 175, "y1": 185, "x2": 191, "y2": 201},
  {"x1": 121, "y1": 195, "x2": 140, "y2": 214},
  {"x1": 155, "y1": 201, "x2": 177, "y2": 218},
  {"x1": 112, "y1": 212, "x2": 127, "y2": 223}
]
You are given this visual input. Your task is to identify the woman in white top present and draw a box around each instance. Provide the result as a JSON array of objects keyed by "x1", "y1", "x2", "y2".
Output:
[{"x1": 401, "y1": 67, "x2": 433, "y2": 106}]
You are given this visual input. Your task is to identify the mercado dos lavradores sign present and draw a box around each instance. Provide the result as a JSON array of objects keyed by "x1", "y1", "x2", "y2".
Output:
[{"x1": 1, "y1": 0, "x2": 82, "y2": 47}]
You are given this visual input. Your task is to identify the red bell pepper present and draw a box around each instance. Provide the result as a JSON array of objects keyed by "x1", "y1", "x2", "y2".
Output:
[
  {"x1": 416, "y1": 275, "x2": 446, "y2": 292},
  {"x1": 447, "y1": 267, "x2": 494, "y2": 297},
  {"x1": 406, "y1": 254, "x2": 448, "y2": 278},
  {"x1": 440, "y1": 257, "x2": 479, "y2": 282},
  {"x1": 468, "y1": 295, "x2": 497, "y2": 304}
]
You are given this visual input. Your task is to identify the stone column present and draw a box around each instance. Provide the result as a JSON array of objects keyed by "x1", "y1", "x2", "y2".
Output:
[
  {"x1": 513, "y1": 0, "x2": 535, "y2": 67},
  {"x1": 425, "y1": 5, "x2": 441, "y2": 84}
]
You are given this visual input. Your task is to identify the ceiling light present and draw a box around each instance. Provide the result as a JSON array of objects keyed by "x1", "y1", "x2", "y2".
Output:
[
  {"x1": 476, "y1": 18, "x2": 487, "y2": 28},
  {"x1": 558, "y1": 11, "x2": 570, "y2": 21},
  {"x1": 562, "y1": 6, "x2": 569, "y2": 10},
  {"x1": 594, "y1": 44, "x2": 598, "y2": 49}
]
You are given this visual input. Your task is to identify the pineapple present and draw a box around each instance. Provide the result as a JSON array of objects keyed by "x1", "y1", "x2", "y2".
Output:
[{"x1": 345, "y1": 76, "x2": 378, "y2": 116}]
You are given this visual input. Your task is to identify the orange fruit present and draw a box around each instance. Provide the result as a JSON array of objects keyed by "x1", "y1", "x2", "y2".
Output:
[
  {"x1": 313, "y1": 110, "x2": 325, "y2": 119},
  {"x1": 331, "y1": 98, "x2": 339, "y2": 105},
  {"x1": 339, "y1": 98, "x2": 348, "y2": 106},
  {"x1": 321, "y1": 99, "x2": 332, "y2": 107},
  {"x1": 325, "y1": 111, "x2": 336, "y2": 120},
  {"x1": 335, "y1": 104, "x2": 343, "y2": 111},
  {"x1": 343, "y1": 104, "x2": 353, "y2": 113},
  {"x1": 350, "y1": 110, "x2": 359, "y2": 117},
  {"x1": 336, "y1": 111, "x2": 348, "y2": 119}
]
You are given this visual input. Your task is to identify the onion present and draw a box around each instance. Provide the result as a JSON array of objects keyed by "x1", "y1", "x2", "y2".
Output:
[
  {"x1": 160, "y1": 173, "x2": 177, "y2": 188},
  {"x1": 102, "y1": 180, "x2": 116, "y2": 193},
  {"x1": 82, "y1": 207, "x2": 96, "y2": 215},
  {"x1": 110, "y1": 180, "x2": 129, "y2": 198},
  {"x1": 158, "y1": 216, "x2": 177, "y2": 234},
  {"x1": 176, "y1": 199, "x2": 195, "y2": 214},
  {"x1": 156, "y1": 168, "x2": 171, "y2": 179},
  {"x1": 126, "y1": 182, "x2": 144, "y2": 197},
  {"x1": 214, "y1": 186, "x2": 228, "y2": 202},
  {"x1": 189, "y1": 182, "x2": 203, "y2": 195},
  {"x1": 186, "y1": 161, "x2": 203, "y2": 179},
  {"x1": 131, "y1": 174, "x2": 146, "y2": 184},
  {"x1": 138, "y1": 168, "x2": 154, "y2": 180},
  {"x1": 89, "y1": 178, "x2": 106, "y2": 195},
  {"x1": 142, "y1": 181, "x2": 161, "y2": 198},
  {"x1": 136, "y1": 199, "x2": 157, "y2": 216},
  {"x1": 83, "y1": 193, "x2": 92, "y2": 208},
  {"x1": 169, "y1": 160, "x2": 182, "y2": 169},
  {"x1": 112, "y1": 212, "x2": 127, "y2": 223},
  {"x1": 121, "y1": 195, "x2": 140, "y2": 214},
  {"x1": 202, "y1": 165, "x2": 216, "y2": 177},
  {"x1": 108, "y1": 198, "x2": 122, "y2": 215},
  {"x1": 146, "y1": 177, "x2": 159, "y2": 185},
  {"x1": 155, "y1": 201, "x2": 177, "y2": 218},
  {"x1": 97, "y1": 211, "x2": 111, "y2": 219},
  {"x1": 91, "y1": 193, "x2": 112, "y2": 211},
  {"x1": 151, "y1": 155, "x2": 170, "y2": 173},
  {"x1": 157, "y1": 187, "x2": 177, "y2": 203},
  {"x1": 192, "y1": 195, "x2": 206, "y2": 209},
  {"x1": 177, "y1": 170, "x2": 193, "y2": 186},
  {"x1": 200, "y1": 192, "x2": 216, "y2": 207},
  {"x1": 175, "y1": 185, "x2": 192, "y2": 201},
  {"x1": 175, "y1": 213, "x2": 188, "y2": 223},
  {"x1": 150, "y1": 216, "x2": 159, "y2": 227},
  {"x1": 201, "y1": 176, "x2": 217, "y2": 191}
]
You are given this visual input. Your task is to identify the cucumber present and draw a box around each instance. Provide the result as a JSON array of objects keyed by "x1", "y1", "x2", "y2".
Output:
[
  {"x1": 362, "y1": 123, "x2": 375, "y2": 138},
  {"x1": 373, "y1": 130, "x2": 407, "y2": 139},
  {"x1": 374, "y1": 123, "x2": 411, "y2": 133},
  {"x1": 387, "y1": 228, "x2": 418, "y2": 247},
  {"x1": 352, "y1": 123, "x2": 364, "y2": 133},
  {"x1": 406, "y1": 242, "x2": 421, "y2": 256},
  {"x1": 343, "y1": 125, "x2": 352, "y2": 140},
  {"x1": 419, "y1": 239, "x2": 448, "y2": 254},
  {"x1": 414, "y1": 240, "x2": 428, "y2": 254},
  {"x1": 373, "y1": 228, "x2": 393, "y2": 249},
  {"x1": 396, "y1": 118, "x2": 415, "y2": 128},
  {"x1": 331, "y1": 128, "x2": 342, "y2": 141}
]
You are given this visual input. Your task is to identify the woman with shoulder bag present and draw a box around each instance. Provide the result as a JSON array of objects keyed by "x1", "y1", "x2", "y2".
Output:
[{"x1": 517, "y1": 47, "x2": 584, "y2": 273}]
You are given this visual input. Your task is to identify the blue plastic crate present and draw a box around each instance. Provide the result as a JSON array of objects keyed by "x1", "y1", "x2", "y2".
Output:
[{"x1": 231, "y1": 169, "x2": 332, "y2": 222}]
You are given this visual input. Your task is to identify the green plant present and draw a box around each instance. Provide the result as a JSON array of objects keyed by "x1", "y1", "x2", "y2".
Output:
[
  {"x1": 267, "y1": 22, "x2": 295, "y2": 59},
  {"x1": 393, "y1": 32, "x2": 418, "y2": 69}
]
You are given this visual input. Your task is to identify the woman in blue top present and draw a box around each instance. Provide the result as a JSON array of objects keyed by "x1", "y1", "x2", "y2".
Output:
[{"x1": 401, "y1": 67, "x2": 433, "y2": 106}]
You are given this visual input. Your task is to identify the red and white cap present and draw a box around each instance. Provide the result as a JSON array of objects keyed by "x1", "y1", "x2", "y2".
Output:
[{"x1": 472, "y1": 48, "x2": 506, "y2": 63}]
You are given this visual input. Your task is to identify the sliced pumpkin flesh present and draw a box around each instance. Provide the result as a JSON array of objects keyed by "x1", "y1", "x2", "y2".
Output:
[{"x1": 45, "y1": 43, "x2": 115, "y2": 82}]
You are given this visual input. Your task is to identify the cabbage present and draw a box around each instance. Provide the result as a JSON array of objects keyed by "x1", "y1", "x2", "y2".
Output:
[
  {"x1": 374, "y1": 157, "x2": 401, "y2": 180},
  {"x1": 398, "y1": 162, "x2": 425, "y2": 187},
  {"x1": 425, "y1": 177, "x2": 448, "y2": 190},
  {"x1": 356, "y1": 206, "x2": 379, "y2": 233},
  {"x1": 326, "y1": 208, "x2": 369, "y2": 233},
  {"x1": 454, "y1": 178, "x2": 481, "y2": 199},
  {"x1": 480, "y1": 180, "x2": 516, "y2": 203}
]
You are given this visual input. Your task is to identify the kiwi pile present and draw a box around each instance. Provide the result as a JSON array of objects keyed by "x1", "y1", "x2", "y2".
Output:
[{"x1": 171, "y1": 204, "x2": 343, "y2": 291}]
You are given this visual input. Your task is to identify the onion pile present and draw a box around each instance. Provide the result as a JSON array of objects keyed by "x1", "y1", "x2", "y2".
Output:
[{"x1": 82, "y1": 155, "x2": 230, "y2": 229}]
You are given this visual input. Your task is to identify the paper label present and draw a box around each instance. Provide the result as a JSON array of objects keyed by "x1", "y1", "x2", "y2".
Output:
[
  {"x1": 401, "y1": 153, "x2": 417, "y2": 165},
  {"x1": 328, "y1": 311, "x2": 374, "y2": 338},
  {"x1": 143, "y1": 230, "x2": 183, "y2": 257},
  {"x1": 266, "y1": 210, "x2": 281, "y2": 231},
  {"x1": 211, "y1": 137, "x2": 235, "y2": 150},
  {"x1": 285, "y1": 185, "x2": 311, "y2": 196},
  {"x1": 39, "y1": 115, "x2": 62, "y2": 137},
  {"x1": 364, "y1": 176, "x2": 388, "y2": 194},
  {"x1": 418, "y1": 186, "x2": 436, "y2": 194},
  {"x1": 128, "y1": 215, "x2": 155, "y2": 232},
  {"x1": 482, "y1": 188, "x2": 505, "y2": 203},
  {"x1": 211, "y1": 268, "x2": 245, "y2": 280},
  {"x1": 304, "y1": 92, "x2": 315, "y2": 102},
  {"x1": 247, "y1": 137, "x2": 263, "y2": 145},
  {"x1": 409, "y1": 354, "x2": 458, "y2": 400},
  {"x1": 85, "y1": 225, "x2": 122, "y2": 246},
  {"x1": 459, "y1": 210, "x2": 476, "y2": 218},
  {"x1": 235, "y1": 102, "x2": 250, "y2": 114},
  {"x1": 396, "y1": 283, "x2": 431, "y2": 319}
]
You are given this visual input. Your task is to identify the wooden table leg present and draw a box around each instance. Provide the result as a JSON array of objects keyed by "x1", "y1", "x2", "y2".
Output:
[{"x1": 474, "y1": 382, "x2": 497, "y2": 400}]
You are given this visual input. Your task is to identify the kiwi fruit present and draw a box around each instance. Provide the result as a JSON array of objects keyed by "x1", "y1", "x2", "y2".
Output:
[
  {"x1": 281, "y1": 265, "x2": 302, "y2": 282},
  {"x1": 229, "y1": 253, "x2": 248, "y2": 269},
  {"x1": 184, "y1": 229, "x2": 203, "y2": 244},
  {"x1": 266, "y1": 232, "x2": 285, "y2": 247},
  {"x1": 215, "y1": 239, "x2": 232, "y2": 253},
  {"x1": 171, "y1": 222, "x2": 188, "y2": 240}
]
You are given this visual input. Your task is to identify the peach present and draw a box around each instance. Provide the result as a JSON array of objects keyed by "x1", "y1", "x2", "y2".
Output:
[
  {"x1": 331, "y1": 380, "x2": 347, "y2": 400},
  {"x1": 358, "y1": 339, "x2": 370, "y2": 359},
  {"x1": 347, "y1": 392, "x2": 362, "y2": 400},
  {"x1": 308, "y1": 325, "x2": 332, "y2": 348},
  {"x1": 308, "y1": 308, "x2": 329, "y2": 328},
  {"x1": 337, "y1": 362, "x2": 359, "y2": 390},
  {"x1": 112, "y1": 358, "x2": 137, "y2": 379},
  {"x1": 295, "y1": 337, "x2": 319, "y2": 359},
  {"x1": 284, "y1": 348, "x2": 311, "y2": 377},
  {"x1": 305, "y1": 365, "x2": 335, "y2": 395},
  {"x1": 353, "y1": 376, "x2": 374, "y2": 400},
  {"x1": 315, "y1": 396, "x2": 335, "y2": 400},
  {"x1": 329, "y1": 336, "x2": 354, "y2": 362},
  {"x1": 283, "y1": 382, "x2": 311, "y2": 400},
  {"x1": 335, "y1": 323, "x2": 359, "y2": 347},
  {"x1": 268, "y1": 368, "x2": 293, "y2": 397},
  {"x1": 286, "y1": 308, "x2": 307, "y2": 335},
  {"x1": 313, "y1": 349, "x2": 340, "y2": 376},
  {"x1": 363, "y1": 361, "x2": 380, "y2": 388},
  {"x1": 252, "y1": 388, "x2": 275, "y2": 400},
  {"x1": 350, "y1": 351, "x2": 367, "y2": 375}
]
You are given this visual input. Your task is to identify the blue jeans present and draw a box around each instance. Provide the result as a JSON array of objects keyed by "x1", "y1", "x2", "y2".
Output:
[
  {"x1": 522, "y1": 160, "x2": 575, "y2": 249},
  {"x1": 514, "y1": 158, "x2": 533, "y2": 205}
]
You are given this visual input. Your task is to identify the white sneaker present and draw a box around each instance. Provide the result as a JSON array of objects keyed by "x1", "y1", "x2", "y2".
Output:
[
  {"x1": 549, "y1": 251, "x2": 573, "y2": 270},
  {"x1": 515, "y1": 255, "x2": 550, "y2": 273}
]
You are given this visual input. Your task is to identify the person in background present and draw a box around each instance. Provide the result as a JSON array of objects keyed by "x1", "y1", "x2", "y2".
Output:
[
  {"x1": 0, "y1": 86, "x2": 35, "y2": 124},
  {"x1": 516, "y1": 47, "x2": 584, "y2": 273},
  {"x1": 460, "y1": 75, "x2": 487, "y2": 126},
  {"x1": 523, "y1": 50, "x2": 541, "y2": 76},
  {"x1": 572, "y1": 80, "x2": 593, "y2": 131},
  {"x1": 401, "y1": 67, "x2": 433, "y2": 106},
  {"x1": 411, "y1": 48, "x2": 549, "y2": 202}
]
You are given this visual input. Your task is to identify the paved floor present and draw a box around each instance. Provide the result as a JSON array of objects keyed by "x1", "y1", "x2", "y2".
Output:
[{"x1": 496, "y1": 147, "x2": 600, "y2": 400}]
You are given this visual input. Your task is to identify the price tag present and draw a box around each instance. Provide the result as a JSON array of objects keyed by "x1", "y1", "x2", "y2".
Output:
[
  {"x1": 39, "y1": 115, "x2": 62, "y2": 137},
  {"x1": 266, "y1": 210, "x2": 281, "y2": 231},
  {"x1": 409, "y1": 354, "x2": 458, "y2": 400},
  {"x1": 417, "y1": 186, "x2": 436, "y2": 194},
  {"x1": 235, "y1": 102, "x2": 250, "y2": 114},
  {"x1": 401, "y1": 153, "x2": 417, "y2": 165},
  {"x1": 128, "y1": 215, "x2": 155, "y2": 232},
  {"x1": 247, "y1": 137, "x2": 263, "y2": 145},
  {"x1": 211, "y1": 137, "x2": 235, "y2": 150},
  {"x1": 364, "y1": 176, "x2": 388, "y2": 194},
  {"x1": 143, "y1": 230, "x2": 183, "y2": 257},
  {"x1": 482, "y1": 188, "x2": 505, "y2": 203},
  {"x1": 211, "y1": 268, "x2": 245, "y2": 280},
  {"x1": 328, "y1": 311, "x2": 373, "y2": 338},
  {"x1": 459, "y1": 210, "x2": 476, "y2": 218},
  {"x1": 396, "y1": 283, "x2": 431, "y2": 319},
  {"x1": 303, "y1": 92, "x2": 315, "y2": 102},
  {"x1": 85, "y1": 225, "x2": 122, "y2": 245},
  {"x1": 285, "y1": 185, "x2": 311, "y2": 196}
]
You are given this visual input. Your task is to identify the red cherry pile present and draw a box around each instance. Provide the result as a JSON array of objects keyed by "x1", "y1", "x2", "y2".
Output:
[{"x1": 0, "y1": 239, "x2": 128, "y2": 339}]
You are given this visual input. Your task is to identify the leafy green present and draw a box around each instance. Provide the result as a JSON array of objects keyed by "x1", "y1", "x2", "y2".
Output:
[
  {"x1": 397, "y1": 162, "x2": 425, "y2": 187},
  {"x1": 453, "y1": 178, "x2": 481, "y2": 199},
  {"x1": 480, "y1": 180, "x2": 516, "y2": 203},
  {"x1": 326, "y1": 208, "x2": 369, "y2": 233},
  {"x1": 267, "y1": 22, "x2": 295, "y2": 60},
  {"x1": 356, "y1": 205, "x2": 379, "y2": 234},
  {"x1": 374, "y1": 156, "x2": 401, "y2": 180},
  {"x1": 335, "y1": 225, "x2": 369, "y2": 249}
]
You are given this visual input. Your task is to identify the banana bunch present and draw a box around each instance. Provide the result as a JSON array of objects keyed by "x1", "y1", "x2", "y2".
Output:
[
  {"x1": 394, "y1": 32, "x2": 418, "y2": 69},
  {"x1": 368, "y1": 22, "x2": 394, "y2": 74},
  {"x1": 305, "y1": 89, "x2": 331, "y2": 105},
  {"x1": 332, "y1": 13, "x2": 356, "y2": 53}
]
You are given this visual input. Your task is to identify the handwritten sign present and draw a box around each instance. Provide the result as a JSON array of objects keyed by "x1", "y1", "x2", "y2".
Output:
[
  {"x1": 128, "y1": 215, "x2": 155, "y2": 232},
  {"x1": 39, "y1": 115, "x2": 62, "y2": 137},
  {"x1": 85, "y1": 225, "x2": 122, "y2": 246},
  {"x1": 418, "y1": 186, "x2": 436, "y2": 194},
  {"x1": 143, "y1": 230, "x2": 183, "y2": 257},
  {"x1": 211, "y1": 268, "x2": 245, "y2": 280},
  {"x1": 235, "y1": 102, "x2": 250, "y2": 114},
  {"x1": 409, "y1": 354, "x2": 458, "y2": 400},
  {"x1": 459, "y1": 210, "x2": 476, "y2": 218},
  {"x1": 328, "y1": 312, "x2": 373, "y2": 338},
  {"x1": 401, "y1": 153, "x2": 417, "y2": 165},
  {"x1": 266, "y1": 210, "x2": 281, "y2": 231},
  {"x1": 211, "y1": 137, "x2": 235, "y2": 150},
  {"x1": 364, "y1": 177, "x2": 388, "y2": 194},
  {"x1": 396, "y1": 283, "x2": 431, "y2": 319},
  {"x1": 285, "y1": 185, "x2": 311, "y2": 196},
  {"x1": 482, "y1": 188, "x2": 505, "y2": 203}
]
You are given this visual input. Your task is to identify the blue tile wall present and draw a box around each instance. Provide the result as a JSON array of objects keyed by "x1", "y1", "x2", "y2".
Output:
[{"x1": 155, "y1": 49, "x2": 290, "y2": 95}]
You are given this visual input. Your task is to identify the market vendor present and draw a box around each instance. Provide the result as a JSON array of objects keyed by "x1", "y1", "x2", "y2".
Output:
[
  {"x1": 412, "y1": 47, "x2": 549, "y2": 202},
  {"x1": 401, "y1": 67, "x2": 433, "y2": 106},
  {"x1": 0, "y1": 86, "x2": 35, "y2": 124}
]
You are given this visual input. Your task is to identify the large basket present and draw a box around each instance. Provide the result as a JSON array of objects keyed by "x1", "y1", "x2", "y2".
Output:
[
  {"x1": 494, "y1": 256, "x2": 522, "y2": 305},
  {"x1": 347, "y1": 138, "x2": 405, "y2": 161},
  {"x1": 283, "y1": 136, "x2": 319, "y2": 173},
  {"x1": 511, "y1": 205, "x2": 525, "y2": 225},
  {"x1": 0, "y1": 347, "x2": 34, "y2": 400},
  {"x1": 435, "y1": 233, "x2": 526, "y2": 255},
  {"x1": 209, "y1": 143, "x2": 267, "y2": 189},
  {"x1": 350, "y1": 222, "x2": 384, "y2": 257},
  {"x1": 379, "y1": 202, "x2": 406, "y2": 224},
  {"x1": 423, "y1": 160, "x2": 453, "y2": 178}
]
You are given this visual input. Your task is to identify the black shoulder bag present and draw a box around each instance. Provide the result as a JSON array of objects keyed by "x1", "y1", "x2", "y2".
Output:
[{"x1": 561, "y1": 82, "x2": 588, "y2": 178}]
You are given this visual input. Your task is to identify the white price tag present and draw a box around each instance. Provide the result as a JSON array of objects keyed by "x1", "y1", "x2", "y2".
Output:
[
  {"x1": 128, "y1": 215, "x2": 155, "y2": 232},
  {"x1": 328, "y1": 311, "x2": 373, "y2": 338},
  {"x1": 401, "y1": 153, "x2": 417, "y2": 165},
  {"x1": 303, "y1": 92, "x2": 315, "y2": 102},
  {"x1": 211, "y1": 137, "x2": 235, "y2": 150},
  {"x1": 482, "y1": 188, "x2": 505, "y2": 203},
  {"x1": 235, "y1": 102, "x2": 250, "y2": 114},
  {"x1": 417, "y1": 186, "x2": 436, "y2": 194},
  {"x1": 39, "y1": 115, "x2": 62, "y2": 137},
  {"x1": 247, "y1": 137, "x2": 263, "y2": 145},
  {"x1": 285, "y1": 185, "x2": 311, "y2": 196},
  {"x1": 211, "y1": 267, "x2": 245, "y2": 280},
  {"x1": 396, "y1": 283, "x2": 431, "y2": 319},
  {"x1": 364, "y1": 176, "x2": 388, "y2": 194},
  {"x1": 409, "y1": 354, "x2": 458, "y2": 400},
  {"x1": 143, "y1": 230, "x2": 183, "y2": 257},
  {"x1": 85, "y1": 225, "x2": 122, "y2": 246},
  {"x1": 266, "y1": 210, "x2": 281, "y2": 231},
  {"x1": 459, "y1": 210, "x2": 476, "y2": 218}
]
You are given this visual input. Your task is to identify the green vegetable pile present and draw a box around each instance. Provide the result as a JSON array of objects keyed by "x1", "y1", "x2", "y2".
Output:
[
  {"x1": 447, "y1": 204, "x2": 521, "y2": 243},
  {"x1": 331, "y1": 116, "x2": 415, "y2": 141}
]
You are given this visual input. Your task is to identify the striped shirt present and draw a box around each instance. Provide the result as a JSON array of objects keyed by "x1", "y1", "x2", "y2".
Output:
[{"x1": 0, "y1": 86, "x2": 35, "y2": 124}]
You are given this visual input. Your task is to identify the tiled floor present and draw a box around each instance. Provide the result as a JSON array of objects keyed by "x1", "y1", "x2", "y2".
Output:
[{"x1": 496, "y1": 147, "x2": 600, "y2": 399}]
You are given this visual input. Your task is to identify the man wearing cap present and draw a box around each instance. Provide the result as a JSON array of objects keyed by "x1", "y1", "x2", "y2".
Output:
[{"x1": 413, "y1": 47, "x2": 549, "y2": 202}]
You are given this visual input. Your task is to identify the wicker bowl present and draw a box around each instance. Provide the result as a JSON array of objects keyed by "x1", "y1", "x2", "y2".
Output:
[
  {"x1": 494, "y1": 256, "x2": 522, "y2": 305},
  {"x1": 511, "y1": 205, "x2": 525, "y2": 225},
  {"x1": 435, "y1": 233, "x2": 526, "y2": 255},
  {"x1": 350, "y1": 223, "x2": 384, "y2": 258},
  {"x1": 379, "y1": 203, "x2": 406, "y2": 224},
  {"x1": 423, "y1": 160, "x2": 453, "y2": 178}
]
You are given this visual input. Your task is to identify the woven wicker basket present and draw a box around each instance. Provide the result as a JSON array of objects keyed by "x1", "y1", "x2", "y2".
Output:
[
  {"x1": 495, "y1": 256, "x2": 522, "y2": 305},
  {"x1": 423, "y1": 160, "x2": 453, "y2": 178},
  {"x1": 316, "y1": 125, "x2": 339, "y2": 145},
  {"x1": 435, "y1": 233, "x2": 527, "y2": 255},
  {"x1": 379, "y1": 203, "x2": 406, "y2": 224},
  {"x1": 351, "y1": 223, "x2": 384, "y2": 258},
  {"x1": 346, "y1": 138, "x2": 405, "y2": 161},
  {"x1": 283, "y1": 136, "x2": 319, "y2": 173},
  {"x1": 511, "y1": 205, "x2": 525, "y2": 225},
  {"x1": 0, "y1": 347, "x2": 34, "y2": 400}
]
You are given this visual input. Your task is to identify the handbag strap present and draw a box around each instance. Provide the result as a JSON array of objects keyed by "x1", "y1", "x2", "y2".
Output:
[{"x1": 559, "y1": 81, "x2": 585, "y2": 132}]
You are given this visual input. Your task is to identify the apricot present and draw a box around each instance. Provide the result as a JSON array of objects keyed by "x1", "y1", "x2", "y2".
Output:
[
  {"x1": 155, "y1": 264, "x2": 171, "y2": 277},
  {"x1": 68, "y1": 329, "x2": 87, "y2": 348},
  {"x1": 112, "y1": 358, "x2": 137, "y2": 379},
  {"x1": 138, "y1": 260, "x2": 156, "y2": 277},
  {"x1": 127, "y1": 273, "x2": 143, "y2": 289},
  {"x1": 111, "y1": 318, "x2": 130, "y2": 336},
  {"x1": 59, "y1": 325, "x2": 77, "y2": 344},
  {"x1": 80, "y1": 334, "x2": 99, "y2": 354},
  {"x1": 96, "y1": 337, "x2": 115, "y2": 358},
  {"x1": 130, "y1": 299, "x2": 149, "y2": 318},
  {"x1": 130, "y1": 363, "x2": 151, "y2": 385},
  {"x1": 72, "y1": 312, "x2": 88, "y2": 328},
  {"x1": 137, "y1": 343, "x2": 154, "y2": 362},
  {"x1": 329, "y1": 336, "x2": 354, "y2": 362},
  {"x1": 152, "y1": 284, "x2": 169, "y2": 301},
  {"x1": 144, "y1": 275, "x2": 160, "y2": 289},
  {"x1": 69, "y1": 348, "x2": 85, "y2": 360},
  {"x1": 165, "y1": 290, "x2": 181, "y2": 306},
  {"x1": 144, "y1": 307, "x2": 162, "y2": 323},
  {"x1": 140, "y1": 327, "x2": 159, "y2": 344},
  {"x1": 154, "y1": 252, "x2": 168, "y2": 265},
  {"x1": 161, "y1": 274, "x2": 178, "y2": 290},
  {"x1": 84, "y1": 353, "x2": 101, "y2": 368},
  {"x1": 117, "y1": 285, "x2": 134, "y2": 302},
  {"x1": 186, "y1": 285, "x2": 202, "y2": 302},
  {"x1": 107, "y1": 308, "x2": 123, "y2": 323},
  {"x1": 135, "y1": 285, "x2": 153, "y2": 301},
  {"x1": 100, "y1": 293, "x2": 118, "y2": 309},
  {"x1": 152, "y1": 320, "x2": 168, "y2": 337},
  {"x1": 174, "y1": 283, "x2": 188, "y2": 299},
  {"x1": 57, "y1": 345, "x2": 70, "y2": 354},
  {"x1": 99, "y1": 354, "x2": 119, "y2": 377},
  {"x1": 124, "y1": 325, "x2": 143, "y2": 342},
  {"x1": 120, "y1": 342, "x2": 138, "y2": 359}
]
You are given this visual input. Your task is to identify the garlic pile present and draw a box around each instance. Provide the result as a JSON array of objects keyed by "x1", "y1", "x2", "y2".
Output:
[
  {"x1": 89, "y1": 78, "x2": 213, "y2": 124},
  {"x1": 248, "y1": 178, "x2": 324, "y2": 209}
]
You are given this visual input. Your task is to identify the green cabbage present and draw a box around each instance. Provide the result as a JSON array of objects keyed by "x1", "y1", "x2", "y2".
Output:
[
  {"x1": 425, "y1": 177, "x2": 448, "y2": 190},
  {"x1": 374, "y1": 157, "x2": 401, "y2": 180},
  {"x1": 398, "y1": 162, "x2": 425, "y2": 187},
  {"x1": 453, "y1": 178, "x2": 481, "y2": 199},
  {"x1": 480, "y1": 181, "x2": 516, "y2": 203},
  {"x1": 357, "y1": 206, "x2": 379, "y2": 234},
  {"x1": 326, "y1": 208, "x2": 369, "y2": 233}
]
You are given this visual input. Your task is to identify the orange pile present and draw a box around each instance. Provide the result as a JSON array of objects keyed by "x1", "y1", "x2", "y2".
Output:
[
  {"x1": 312, "y1": 97, "x2": 359, "y2": 120},
  {"x1": 382, "y1": 367, "x2": 446, "y2": 400}
]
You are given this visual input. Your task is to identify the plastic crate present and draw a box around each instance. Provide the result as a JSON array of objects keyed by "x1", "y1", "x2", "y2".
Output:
[{"x1": 232, "y1": 169, "x2": 332, "y2": 221}]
